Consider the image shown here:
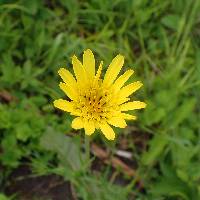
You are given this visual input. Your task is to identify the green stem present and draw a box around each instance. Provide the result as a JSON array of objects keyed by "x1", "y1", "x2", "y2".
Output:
[{"x1": 84, "y1": 134, "x2": 90, "y2": 164}]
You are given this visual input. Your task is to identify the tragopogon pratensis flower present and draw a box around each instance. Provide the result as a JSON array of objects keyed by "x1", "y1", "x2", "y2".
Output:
[{"x1": 54, "y1": 49, "x2": 146, "y2": 140}]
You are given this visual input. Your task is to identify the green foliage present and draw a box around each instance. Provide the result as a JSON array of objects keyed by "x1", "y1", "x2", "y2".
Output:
[
  {"x1": 40, "y1": 128, "x2": 130, "y2": 200},
  {"x1": 0, "y1": 0, "x2": 200, "y2": 199},
  {"x1": 40, "y1": 127, "x2": 86, "y2": 172},
  {"x1": 0, "y1": 194, "x2": 10, "y2": 200}
]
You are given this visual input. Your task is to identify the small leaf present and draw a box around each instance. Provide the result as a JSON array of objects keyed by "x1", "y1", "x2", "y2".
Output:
[
  {"x1": 170, "y1": 98, "x2": 196, "y2": 128},
  {"x1": 152, "y1": 162, "x2": 199, "y2": 200},
  {"x1": 22, "y1": 0, "x2": 40, "y2": 15},
  {"x1": 0, "y1": 134, "x2": 22, "y2": 167},
  {"x1": 45, "y1": 33, "x2": 64, "y2": 67},
  {"x1": 16, "y1": 124, "x2": 32, "y2": 142},
  {"x1": 40, "y1": 127, "x2": 84, "y2": 171},
  {"x1": 142, "y1": 134, "x2": 168, "y2": 165},
  {"x1": 161, "y1": 14, "x2": 180, "y2": 30}
]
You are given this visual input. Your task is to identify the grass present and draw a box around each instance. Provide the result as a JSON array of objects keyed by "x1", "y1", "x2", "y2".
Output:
[{"x1": 0, "y1": 0, "x2": 200, "y2": 199}]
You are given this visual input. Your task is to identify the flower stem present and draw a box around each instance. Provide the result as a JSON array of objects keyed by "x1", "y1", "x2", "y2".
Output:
[{"x1": 84, "y1": 134, "x2": 90, "y2": 164}]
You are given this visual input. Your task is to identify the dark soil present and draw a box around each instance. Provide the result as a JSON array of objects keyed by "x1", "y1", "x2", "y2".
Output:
[{"x1": 5, "y1": 165, "x2": 74, "y2": 200}]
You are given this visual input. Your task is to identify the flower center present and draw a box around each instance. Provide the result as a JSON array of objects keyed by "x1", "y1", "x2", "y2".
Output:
[{"x1": 74, "y1": 84, "x2": 116, "y2": 122}]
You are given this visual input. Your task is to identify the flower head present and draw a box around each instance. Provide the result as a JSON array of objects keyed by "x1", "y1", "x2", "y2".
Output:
[{"x1": 54, "y1": 49, "x2": 146, "y2": 140}]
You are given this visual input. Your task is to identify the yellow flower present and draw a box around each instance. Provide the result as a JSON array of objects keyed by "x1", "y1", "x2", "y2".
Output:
[{"x1": 54, "y1": 49, "x2": 146, "y2": 140}]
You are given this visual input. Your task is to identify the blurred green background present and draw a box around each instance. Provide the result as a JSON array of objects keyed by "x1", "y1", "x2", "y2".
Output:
[{"x1": 0, "y1": 0, "x2": 200, "y2": 199}]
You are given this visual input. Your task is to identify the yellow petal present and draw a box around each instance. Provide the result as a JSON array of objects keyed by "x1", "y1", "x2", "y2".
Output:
[
  {"x1": 58, "y1": 68, "x2": 77, "y2": 86},
  {"x1": 103, "y1": 54, "x2": 124, "y2": 87},
  {"x1": 72, "y1": 55, "x2": 87, "y2": 84},
  {"x1": 113, "y1": 70, "x2": 134, "y2": 92},
  {"x1": 118, "y1": 81, "x2": 143, "y2": 99},
  {"x1": 119, "y1": 113, "x2": 137, "y2": 120},
  {"x1": 117, "y1": 97, "x2": 130, "y2": 105},
  {"x1": 72, "y1": 117, "x2": 84, "y2": 129},
  {"x1": 108, "y1": 117, "x2": 127, "y2": 128},
  {"x1": 53, "y1": 99, "x2": 74, "y2": 112},
  {"x1": 120, "y1": 101, "x2": 146, "y2": 111},
  {"x1": 84, "y1": 120, "x2": 95, "y2": 135},
  {"x1": 83, "y1": 49, "x2": 95, "y2": 77},
  {"x1": 95, "y1": 61, "x2": 103, "y2": 80},
  {"x1": 99, "y1": 123, "x2": 115, "y2": 140},
  {"x1": 59, "y1": 82, "x2": 77, "y2": 100}
]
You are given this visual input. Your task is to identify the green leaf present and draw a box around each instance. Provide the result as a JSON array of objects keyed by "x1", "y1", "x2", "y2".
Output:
[
  {"x1": 21, "y1": 0, "x2": 40, "y2": 15},
  {"x1": 0, "y1": 134, "x2": 22, "y2": 167},
  {"x1": 171, "y1": 140, "x2": 197, "y2": 168},
  {"x1": 170, "y1": 98, "x2": 196, "y2": 128},
  {"x1": 45, "y1": 33, "x2": 64, "y2": 67},
  {"x1": 40, "y1": 127, "x2": 84, "y2": 171},
  {"x1": 16, "y1": 124, "x2": 32, "y2": 142},
  {"x1": 0, "y1": 105, "x2": 11, "y2": 129},
  {"x1": 161, "y1": 14, "x2": 180, "y2": 31},
  {"x1": 151, "y1": 162, "x2": 199, "y2": 200},
  {"x1": 189, "y1": 162, "x2": 200, "y2": 181},
  {"x1": 143, "y1": 101, "x2": 166, "y2": 125},
  {"x1": 142, "y1": 134, "x2": 168, "y2": 165},
  {"x1": 151, "y1": 175, "x2": 190, "y2": 200}
]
